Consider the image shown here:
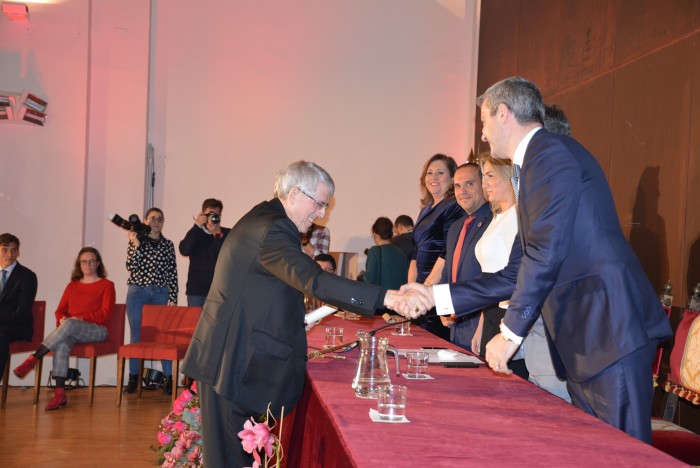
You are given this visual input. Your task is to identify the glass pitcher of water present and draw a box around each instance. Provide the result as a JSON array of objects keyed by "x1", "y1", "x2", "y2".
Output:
[{"x1": 351, "y1": 331, "x2": 401, "y2": 398}]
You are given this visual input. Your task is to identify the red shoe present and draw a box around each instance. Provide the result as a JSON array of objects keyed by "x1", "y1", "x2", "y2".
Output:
[
  {"x1": 13, "y1": 355, "x2": 37, "y2": 379},
  {"x1": 45, "y1": 388, "x2": 67, "y2": 411}
]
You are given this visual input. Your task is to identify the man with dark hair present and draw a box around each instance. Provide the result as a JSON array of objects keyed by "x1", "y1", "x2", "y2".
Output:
[
  {"x1": 179, "y1": 198, "x2": 231, "y2": 307},
  {"x1": 438, "y1": 162, "x2": 492, "y2": 351},
  {"x1": 544, "y1": 104, "x2": 571, "y2": 136},
  {"x1": 0, "y1": 233, "x2": 38, "y2": 382},
  {"x1": 314, "y1": 253, "x2": 336, "y2": 273},
  {"x1": 391, "y1": 214, "x2": 415, "y2": 261}
]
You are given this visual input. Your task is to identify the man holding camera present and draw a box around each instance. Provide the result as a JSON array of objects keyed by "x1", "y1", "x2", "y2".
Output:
[{"x1": 179, "y1": 198, "x2": 230, "y2": 307}]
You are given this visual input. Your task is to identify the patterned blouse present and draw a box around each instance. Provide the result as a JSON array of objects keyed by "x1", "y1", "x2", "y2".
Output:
[{"x1": 126, "y1": 236, "x2": 179, "y2": 303}]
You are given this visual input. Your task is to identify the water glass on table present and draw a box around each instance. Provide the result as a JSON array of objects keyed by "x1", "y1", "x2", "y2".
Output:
[
  {"x1": 393, "y1": 320, "x2": 411, "y2": 336},
  {"x1": 324, "y1": 326, "x2": 344, "y2": 348},
  {"x1": 377, "y1": 385, "x2": 407, "y2": 421},
  {"x1": 405, "y1": 351, "x2": 429, "y2": 378}
]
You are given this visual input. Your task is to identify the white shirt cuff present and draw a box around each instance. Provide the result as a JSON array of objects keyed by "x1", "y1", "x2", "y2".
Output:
[
  {"x1": 500, "y1": 322, "x2": 524, "y2": 345},
  {"x1": 433, "y1": 284, "x2": 455, "y2": 316}
]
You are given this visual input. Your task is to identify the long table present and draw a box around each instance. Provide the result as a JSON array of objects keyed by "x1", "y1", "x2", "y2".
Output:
[{"x1": 284, "y1": 315, "x2": 684, "y2": 467}]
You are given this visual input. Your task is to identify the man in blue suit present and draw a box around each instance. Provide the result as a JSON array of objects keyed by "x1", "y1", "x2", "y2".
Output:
[
  {"x1": 438, "y1": 162, "x2": 492, "y2": 350},
  {"x1": 400, "y1": 77, "x2": 672, "y2": 443}
]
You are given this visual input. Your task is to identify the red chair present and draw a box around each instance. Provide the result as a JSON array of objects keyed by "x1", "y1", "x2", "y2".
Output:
[
  {"x1": 1, "y1": 301, "x2": 46, "y2": 406},
  {"x1": 46, "y1": 303, "x2": 126, "y2": 406},
  {"x1": 116, "y1": 305, "x2": 201, "y2": 405}
]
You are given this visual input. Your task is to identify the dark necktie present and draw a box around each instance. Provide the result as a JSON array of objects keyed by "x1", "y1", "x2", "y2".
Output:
[
  {"x1": 0, "y1": 269, "x2": 7, "y2": 293},
  {"x1": 511, "y1": 163, "x2": 521, "y2": 203},
  {"x1": 451, "y1": 216, "x2": 475, "y2": 282}
]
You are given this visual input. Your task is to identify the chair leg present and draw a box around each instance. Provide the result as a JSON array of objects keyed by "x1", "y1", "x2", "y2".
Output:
[
  {"x1": 33, "y1": 356, "x2": 43, "y2": 405},
  {"x1": 88, "y1": 357, "x2": 97, "y2": 406},
  {"x1": 117, "y1": 357, "x2": 124, "y2": 407},
  {"x1": 171, "y1": 360, "x2": 179, "y2": 403},
  {"x1": 137, "y1": 360, "x2": 144, "y2": 399},
  {"x1": 1, "y1": 362, "x2": 9, "y2": 407}
]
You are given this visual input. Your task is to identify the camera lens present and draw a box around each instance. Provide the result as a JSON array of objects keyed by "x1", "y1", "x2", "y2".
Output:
[{"x1": 209, "y1": 213, "x2": 221, "y2": 224}]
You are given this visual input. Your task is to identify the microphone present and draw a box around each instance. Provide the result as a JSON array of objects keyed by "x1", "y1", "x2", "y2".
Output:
[
  {"x1": 338, "y1": 316, "x2": 429, "y2": 353},
  {"x1": 108, "y1": 213, "x2": 132, "y2": 230}
]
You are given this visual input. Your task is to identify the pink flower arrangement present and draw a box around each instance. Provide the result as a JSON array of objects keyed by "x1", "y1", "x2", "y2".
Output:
[
  {"x1": 155, "y1": 382, "x2": 204, "y2": 467},
  {"x1": 237, "y1": 403, "x2": 284, "y2": 468}
]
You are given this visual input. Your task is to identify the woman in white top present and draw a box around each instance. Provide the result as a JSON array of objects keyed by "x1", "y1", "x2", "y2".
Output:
[{"x1": 471, "y1": 155, "x2": 528, "y2": 379}]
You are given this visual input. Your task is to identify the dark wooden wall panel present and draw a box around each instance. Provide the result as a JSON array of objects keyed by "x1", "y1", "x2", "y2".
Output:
[
  {"x1": 557, "y1": 0, "x2": 618, "y2": 89},
  {"x1": 615, "y1": 0, "x2": 699, "y2": 66},
  {"x1": 516, "y1": 0, "x2": 562, "y2": 96},
  {"x1": 608, "y1": 38, "x2": 693, "y2": 292},
  {"x1": 549, "y1": 75, "x2": 614, "y2": 176}
]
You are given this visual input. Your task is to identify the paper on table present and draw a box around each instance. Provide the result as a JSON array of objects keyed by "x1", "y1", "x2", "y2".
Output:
[
  {"x1": 398, "y1": 348, "x2": 482, "y2": 364},
  {"x1": 304, "y1": 305, "x2": 338, "y2": 324},
  {"x1": 369, "y1": 408, "x2": 410, "y2": 423}
]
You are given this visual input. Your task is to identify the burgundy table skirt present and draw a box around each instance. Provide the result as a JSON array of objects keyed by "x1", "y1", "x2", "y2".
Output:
[{"x1": 282, "y1": 316, "x2": 684, "y2": 467}]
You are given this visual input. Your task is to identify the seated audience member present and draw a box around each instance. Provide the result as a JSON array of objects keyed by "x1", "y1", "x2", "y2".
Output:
[
  {"x1": 302, "y1": 222, "x2": 330, "y2": 257},
  {"x1": 179, "y1": 198, "x2": 231, "y2": 307},
  {"x1": 364, "y1": 217, "x2": 408, "y2": 290},
  {"x1": 391, "y1": 215, "x2": 415, "y2": 262},
  {"x1": 0, "y1": 233, "x2": 38, "y2": 383},
  {"x1": 14, "y1": 247, "x2": 116, "y2": 410},
  {"x1": 314, "y1": 253, "x2": 336, "y2": 273}
]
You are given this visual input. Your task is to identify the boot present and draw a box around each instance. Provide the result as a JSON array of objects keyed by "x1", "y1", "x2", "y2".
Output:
[
  {"x1": 123, "y1": 374, "x2": 138, "y2": 394},
  {"x1": 162, "y1": 376, "x2": 173, "y2": 396},
  {"x1": 13, "y1": 355, "x2": 38, "y2": 379},
  {"x1": 45, "y1": 388, "x2": 67, "y2": 411}
]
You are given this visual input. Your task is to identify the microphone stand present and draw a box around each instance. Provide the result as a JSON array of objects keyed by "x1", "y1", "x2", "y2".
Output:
[{"x1": 306, "y1": 317, "x2": 421, "y2": 360}]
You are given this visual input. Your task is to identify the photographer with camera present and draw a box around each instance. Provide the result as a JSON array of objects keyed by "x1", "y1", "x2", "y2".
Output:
[
  {"x1": 179, "y1": 198, "x2": 230, "y2": 307},
  {"x1": 124, "y1": 207, "x2": 178, "y2": 396}
]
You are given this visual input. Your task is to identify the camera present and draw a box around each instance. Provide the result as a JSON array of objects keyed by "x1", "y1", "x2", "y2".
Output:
[
  {"x1": 108, "y1": 212, "x2": 151, "y2": 241},
  {"x1": 206, "y1": 212, "x2": 221, "y2": 224},
  {"x1": 128, "y1": 214, "x2": 152, "y2": 241}
]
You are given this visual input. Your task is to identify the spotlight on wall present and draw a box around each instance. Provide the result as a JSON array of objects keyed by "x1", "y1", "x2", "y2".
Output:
[{"x1": 2, "y1": 2, "x2": 29, "y2": 22}]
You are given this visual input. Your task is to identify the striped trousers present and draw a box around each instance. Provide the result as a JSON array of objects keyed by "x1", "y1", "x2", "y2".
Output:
[{"x1": 42, "y1": 318, "x2": 107, "y2": 378}]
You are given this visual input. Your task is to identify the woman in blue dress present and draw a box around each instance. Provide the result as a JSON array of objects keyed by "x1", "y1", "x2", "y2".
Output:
[{"x1": 409, "y1": 154, "x2": 463, "y2": 339}]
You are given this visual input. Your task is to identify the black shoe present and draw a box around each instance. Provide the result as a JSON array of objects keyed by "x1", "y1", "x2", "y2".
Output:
[
  {"x1": 162, "y1": 376, "x2": 173, "y2": 396},
  {"x1": 123, "y1": 374, "x2": 138, "y2": 394}
]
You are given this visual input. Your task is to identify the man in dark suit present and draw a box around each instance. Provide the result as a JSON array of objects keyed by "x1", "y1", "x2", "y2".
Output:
[
  {"x1": 438, "y1": 163, "x2": 492, "y2": 350},
  {"x1": 0, "y1": 233, "x2": 38, "y2": 382},
  {"x1": 181, "y1": 161, "x2": 428, "y2": 467},
  {"x1": 391, "y1": 215, "x2": 415, "y2": 262},
  {"x1": 399, "y1": 77, "x2": 672, "y2": 443}
]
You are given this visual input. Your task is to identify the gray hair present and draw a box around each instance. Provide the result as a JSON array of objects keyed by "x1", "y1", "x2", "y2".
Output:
[
  {"x1": 476, "y1": 77, "x2": 545, "y2": 126},
  {"x1": 273, "y1": 160, "x2": 335, "y2": 199}
]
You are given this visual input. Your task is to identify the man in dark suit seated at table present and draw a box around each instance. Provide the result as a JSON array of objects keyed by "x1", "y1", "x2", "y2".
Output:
[
  {"x1": 0, "y1": 233, "x2": 38, "y2": 382},
  {"x1": 437, "y1": 162, "x2": 492, "y2": 351},
  {"x1": 399, "y1": 77, "x2": 672, "y2": 443},
  {"x1": 181, "y1": 161, "x2": 429, "y2": 467}
]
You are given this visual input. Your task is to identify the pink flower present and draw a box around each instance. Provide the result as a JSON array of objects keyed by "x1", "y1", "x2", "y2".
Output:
[
  {"x1": 238, "y1": 419, "x2": 259, "y2": 454},
  {"x1": 172, "y1": 399, "x2": 186, "y2": 415},
  {"x1": 238, "y1": 418, "x2": 277, "y2": 460},
  {"x1": 157, "y1": 431, "x2": 172, "y2": 446},
  {"x1": 186, "y1": 445, "x2": 201, "y2": 462},
  {"x1": 190, "y1": 381, "x2": 197, "y2": 393},
  {"x1": 173, "y1": 420, "x2": 187, "y2": 433},
  {"x1": 179, "y1": 389, "x2": 194, "y2": 403}
]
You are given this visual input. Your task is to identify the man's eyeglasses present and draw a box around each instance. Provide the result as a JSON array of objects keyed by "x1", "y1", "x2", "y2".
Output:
[
  {"x1": 80, "y1": 260, "x2": 98, "y2": 265},
  {"x1": 300, "y1": 189, "x2": 331, "y2": 210},
  {"x1": 146, "y1": 216, "x2": 165, "y2": 223}
]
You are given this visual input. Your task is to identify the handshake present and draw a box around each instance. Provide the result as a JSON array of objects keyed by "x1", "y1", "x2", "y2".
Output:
[{"x1": 383, "y1": 283, "x2": 436, "y2": 319}]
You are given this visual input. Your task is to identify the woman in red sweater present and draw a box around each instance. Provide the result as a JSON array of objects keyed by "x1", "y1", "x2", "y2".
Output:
[{"x1": 13, "y1": 247, "x2": 116, "y2": 410}]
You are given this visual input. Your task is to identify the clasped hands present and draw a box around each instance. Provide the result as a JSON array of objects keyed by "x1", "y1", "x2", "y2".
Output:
[{"x1": 383, "y1": 283, "x2": 435, "y2": 319}]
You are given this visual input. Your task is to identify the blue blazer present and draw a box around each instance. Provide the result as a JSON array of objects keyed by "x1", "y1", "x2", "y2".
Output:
[
  {"x1": 440, "y1": 203, "x2": 492, "y2": 349},
  {"x1": 500, "y1": 130, "x2": 670, "y2": 382}
]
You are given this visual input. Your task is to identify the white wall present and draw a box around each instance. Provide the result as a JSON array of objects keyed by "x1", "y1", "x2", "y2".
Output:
[{"x1": 0, "y1": 0, "x2": 479, "y2": 386}]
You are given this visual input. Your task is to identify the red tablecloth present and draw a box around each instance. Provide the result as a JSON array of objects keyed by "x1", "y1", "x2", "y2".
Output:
[{"x1": 284, "y1": 316, "x2": 684, "y2": 467}]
